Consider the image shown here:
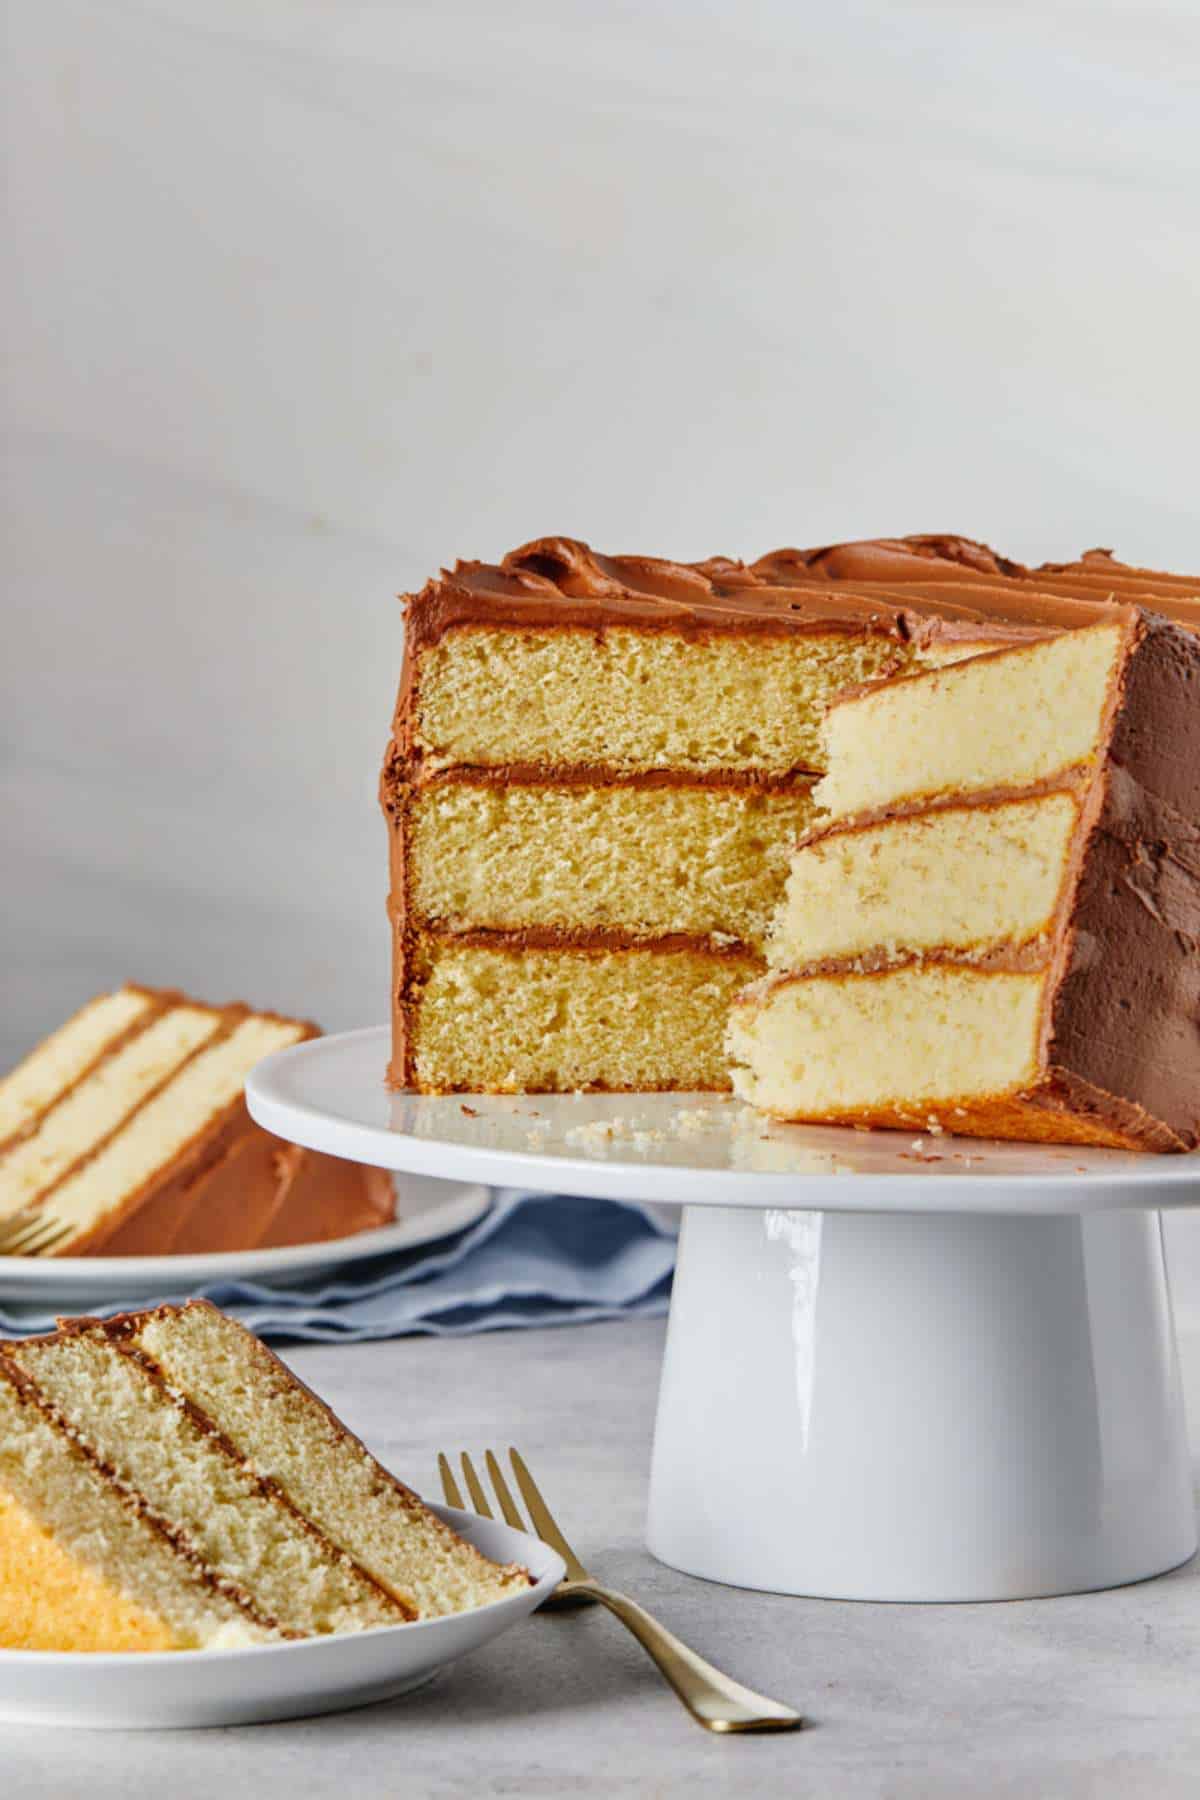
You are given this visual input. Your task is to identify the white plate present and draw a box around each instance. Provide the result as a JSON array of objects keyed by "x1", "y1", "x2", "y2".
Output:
[
  {"x1": 246, "y1": 1027, "x2": 1200, "y2": 1217},
  {"x1": 0, "y1": 1176, "x2": 491, "y2": 1305},
  {"x1": 0, "y1": 1503, "x2": 564, "y2": 1729}
]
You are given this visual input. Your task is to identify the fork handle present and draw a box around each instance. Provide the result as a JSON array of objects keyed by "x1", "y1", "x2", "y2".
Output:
[{"x1": 559, "y1": 1580, "x2": 801, "y2": 1733}]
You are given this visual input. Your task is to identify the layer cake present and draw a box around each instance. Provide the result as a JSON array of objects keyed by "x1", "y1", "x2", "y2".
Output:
[
  {"x1": 0, "y1": 1301, "x2": 529, "y2": 1650},
  {"x1": 729, "y1": 612, "x2": 1200, "y2": 1150},
  {"x1": 0, "y1": 986, "x2": 394, "y2": 1255},
  {"x1": 383, "y1": 537, "x2": 1072, "y2": 1093}
]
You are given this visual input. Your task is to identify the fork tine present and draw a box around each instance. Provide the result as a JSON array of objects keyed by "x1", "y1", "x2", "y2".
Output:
[
  {"x1": 0, "y1": 1210, "x2": 66, "y2": 1255},
  {"x1": 5, "y1": 1226, "x2": 44, "y2": 1255},
  {"x1": 438, "y1": 1451, "x2": 465, "y2": 1510},
  {"x1": 508, "y1": 1448, "x2": 588, "y2": 1580},
  {"x1": 484, "y1": 1450, "x2": 526, "y2": 1532},
  {"x1": 0, "y1": 1209, "x2": 42, "y2": 1253},
  {"x1": 460, "y1": 1452, "x2": 493, "y2": 1518},
  {"x1": 23, "y1": 1220, "x2": 74, "y2": 1257}
]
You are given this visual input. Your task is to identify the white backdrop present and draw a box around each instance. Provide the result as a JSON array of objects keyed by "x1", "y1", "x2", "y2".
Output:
[{"x1": 5, "y1": 0, "x2": 1200, "y2": 1305}]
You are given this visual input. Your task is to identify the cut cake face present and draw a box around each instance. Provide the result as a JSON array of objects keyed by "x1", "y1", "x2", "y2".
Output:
[
  {"x1": 383, "y1": 536, "x2": 1065, "y2": 1095},
  {"x1": 729, "y1": 612, "x2": 1200, "y2": 1150},
  {"x1": 0, "y1": 1301, "x2": 531, "y2": 1652}
]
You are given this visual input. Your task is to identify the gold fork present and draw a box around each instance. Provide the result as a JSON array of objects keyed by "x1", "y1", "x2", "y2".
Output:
[
  {"x1": 0, "y1": 1207, "x2": 74, "y2": 1256},
  {"x1": 439, "y1": 1447, "x2": 802, "y2": 1734}
]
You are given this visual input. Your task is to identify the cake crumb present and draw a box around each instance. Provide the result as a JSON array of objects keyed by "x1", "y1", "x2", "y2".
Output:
[
  {"x1": 673, "y1": 1107, "x2": 718, "y2": 1138},
  {"x1": 460, "y1": 1104, "x2": 478, "y2": 1118},
  {"x1": 564, "y1": 1118, "x2": 625, "y2": 1149},
  {"x1": 563, "y1": 1114, "x2": 663, "y2": 1153}
]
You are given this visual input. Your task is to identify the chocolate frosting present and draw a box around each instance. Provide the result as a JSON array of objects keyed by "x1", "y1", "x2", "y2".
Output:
[
  {"x1": 774, "y1": 534, "x2": 1200, "y2": 625},
  {"x1": 398, "y1": 534, "x2": 1084, "y2": 663},
  {"x1": 1046, "y1": 616, "x2": 1200, "y2": 1148}
]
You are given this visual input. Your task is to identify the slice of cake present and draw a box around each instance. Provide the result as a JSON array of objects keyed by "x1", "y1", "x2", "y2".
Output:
[
  {"x1": 0, "y1": 986, "x2": 394, "y2": 1255},
  {"x1": 383, "y1": 537, "x2": 1053, "y2": 1094},
  {"x1": 729, "y1": 612, "x2": 1200, "y2": 1150},
  {"x1": 0, "y1": 1301, "x2": 531, "y2": 1651}
]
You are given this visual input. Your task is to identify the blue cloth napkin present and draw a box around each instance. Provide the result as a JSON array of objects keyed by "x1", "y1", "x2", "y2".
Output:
[{"x1": 0, "y1": 1191, "x2": 677, "y2": 1344}]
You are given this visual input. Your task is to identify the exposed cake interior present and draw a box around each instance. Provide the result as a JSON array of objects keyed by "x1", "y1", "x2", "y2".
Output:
[
  {"x1": 9, "y1": 1327, "x2": 407, "y2": 1638},
  {"x1": 0, "y1": 1303, "x2": 532, "y2": 1653},
  {"x1": 0, "y1": 1002, "x2": 223, "y2": 1219},
  {"x1": 46, "y1": 1015, "x2": 304, "y2": 1243},
  {"x1": 409, "y1": 781, "x2": 818, "y2": 942},
  {"x1": 0, "y1": 1355, "x2": 269, "y2": 1652},
  {"x1": 407, "y1": 941, "x2": 760, "y2": 1092},
  {"x1": 816, "y1": 622, "x2": 1125, "y2": 822},
  {"x1": 729, "y1": 963, "x2": 1046, "y2": 1118},
  {"x1": 415, "y1": 626, "x2": 906, "y2": 775},
  {"x1": 134, "y1": 1303, "x2": 530, "y2": 1618},
  {"x1": 0, "y1": 986, "x2": 155, "y2": 1147},
  {"x1": 768, "y1": 792, "x2": 1080, "y2": 969}
]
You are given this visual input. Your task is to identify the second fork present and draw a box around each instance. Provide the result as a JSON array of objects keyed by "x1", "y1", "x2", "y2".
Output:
[{"x1": 440, "y1": 1447, "x2": 802, "y2": 1735}]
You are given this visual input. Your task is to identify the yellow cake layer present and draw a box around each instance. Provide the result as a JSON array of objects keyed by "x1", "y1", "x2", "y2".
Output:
[
  {"x1": 408, "y1": 941, "x2": 762, "y2": 1091},
  {"x1": 0, "y1": 1489, "x2": 178, "y2": 1653},
  {"x1": 0, "y1": 1360, "x2": 269, "y2": 1651},
  {"x1": 0, "y1": 1005, "x2": 222, "y2": 1219},
  {"x1": 46, "y1": 1016, "x2": 305, "y2": 1250},
  {"x1": 728, "y1": 962, "x2": 1045, "y2": 1118},
  {"x1": 414, "y1": 626, "x2": 910, "y2": 775},
  {"x1": 409, "y1": 781, "x2": 817, "y2": 945},
  {"x1": 10, "y1": 1332, "x2": 406, "y2": 1636},
  {"x1": 768, "y1": 792, "x2": 1080, "y2": 969},
  {"x1": 816, "y1": 621, "x2": 1125, "y2": 822},
  {"x1": 0, "y1": 986, "x2": 156, "y2": 1148},
  {"x1": 136, "y1": 1304, "x2": 528, "y2": 1618}
]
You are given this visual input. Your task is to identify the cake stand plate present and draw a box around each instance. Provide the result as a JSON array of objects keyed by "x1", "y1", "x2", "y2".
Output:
[{"x1": 248, "y1": 1028, "x2": 1200, "y2": 1603}]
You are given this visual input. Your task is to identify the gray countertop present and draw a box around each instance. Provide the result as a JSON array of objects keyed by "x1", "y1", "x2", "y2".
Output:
[{"x1": 5, "y1": 1316, "x2": 1200, "y2": 1799}]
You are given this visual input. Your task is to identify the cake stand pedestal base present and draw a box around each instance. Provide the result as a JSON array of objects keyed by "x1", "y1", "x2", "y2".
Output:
[{"x1": 647, "y1": 1205, "x2": 1196, "y2": 1601}]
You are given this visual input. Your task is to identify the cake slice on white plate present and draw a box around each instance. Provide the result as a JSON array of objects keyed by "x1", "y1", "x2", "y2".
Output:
[
  {"x1": 0, "y1": 1301, "x2": 531, "y2": 1651},
  {"x1": 0, "y1": 985, "x2": 394, "y2": 1254}
]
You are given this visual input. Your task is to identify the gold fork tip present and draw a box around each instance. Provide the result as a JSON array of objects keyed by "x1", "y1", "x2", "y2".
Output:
[
  {"x1": 706, "y1": 1714, "x2": 806, "y2": 1734},
  {"x1": 460, "y1": 1451, "x2": 494, "y2": 1518},
  {"x1": 437, "y1": 1451, "x2": 465, "y2": 1510}
]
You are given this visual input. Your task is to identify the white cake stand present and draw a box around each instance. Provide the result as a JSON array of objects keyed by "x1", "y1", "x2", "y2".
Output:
[{"x1": 247, "y1": 1027, "x2": 1200, "y2": 1604}]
